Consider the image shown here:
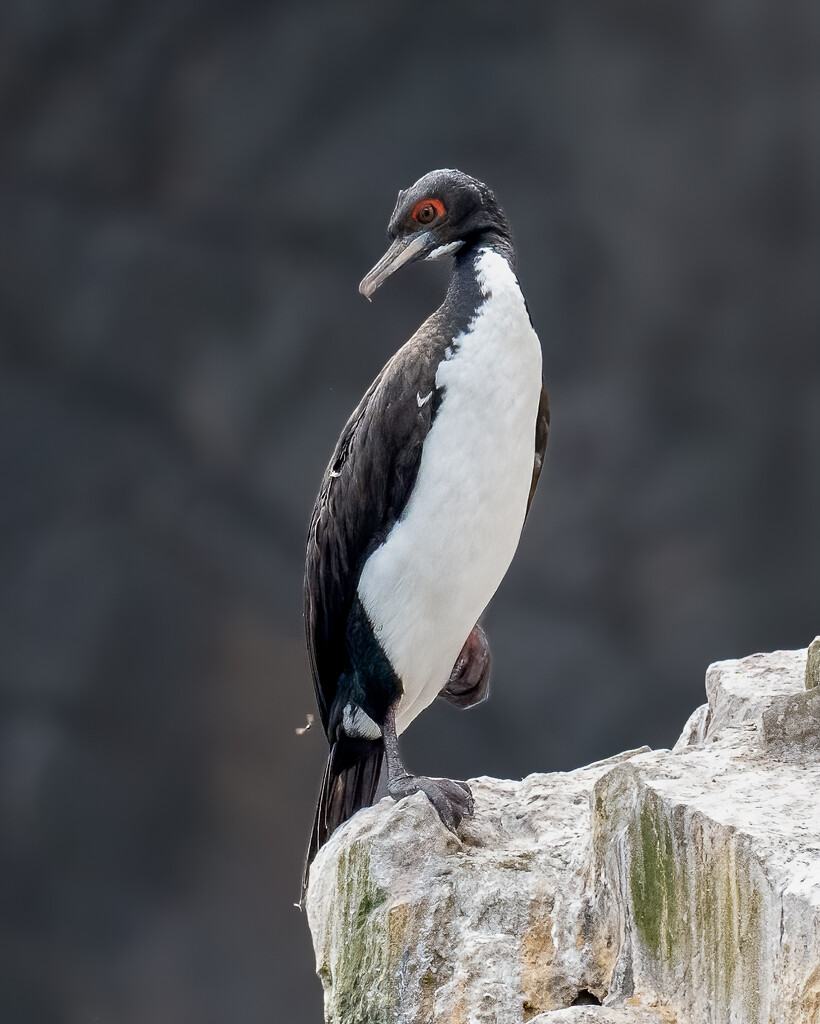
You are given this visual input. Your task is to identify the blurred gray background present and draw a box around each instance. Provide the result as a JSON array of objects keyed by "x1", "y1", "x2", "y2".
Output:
[{"x1": 1, "y1": 0, "x2": 818, "y2": 1021}]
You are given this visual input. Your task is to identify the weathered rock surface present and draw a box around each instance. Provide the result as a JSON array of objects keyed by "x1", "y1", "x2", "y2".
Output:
[
  {"x1": 307, "y1": 649, "x2": 820, "y2": 1023},
  {"x1": 529, "y1": 1010, "x2": 671, "y2": 1024}
]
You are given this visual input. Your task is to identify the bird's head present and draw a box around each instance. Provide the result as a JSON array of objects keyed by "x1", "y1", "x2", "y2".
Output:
[{"x1": 358, "y1": 168, "x2": 512, "y2": 300}]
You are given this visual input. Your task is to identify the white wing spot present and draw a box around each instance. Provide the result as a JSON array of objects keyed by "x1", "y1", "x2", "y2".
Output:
[{"x1": 417, "y1": 390, "x2": 433, "y2": 408}]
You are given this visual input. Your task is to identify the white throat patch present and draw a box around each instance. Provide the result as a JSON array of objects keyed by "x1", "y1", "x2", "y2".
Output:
[{"x1": 426, "y1": 240, "x2": 464, "y2": 261}]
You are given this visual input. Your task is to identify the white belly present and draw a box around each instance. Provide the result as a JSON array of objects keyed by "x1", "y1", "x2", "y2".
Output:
[{"x1": 357, "y1": 249, "x2": 543, "y2": 734}]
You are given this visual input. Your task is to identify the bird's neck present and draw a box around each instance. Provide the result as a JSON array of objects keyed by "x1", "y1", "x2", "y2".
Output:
[
  {"x1": 442, "y1": 231, "x2": 518, "y2": 322},
  {"x1": 471, "y1": 227, "x2": 516, "y2": 268}
]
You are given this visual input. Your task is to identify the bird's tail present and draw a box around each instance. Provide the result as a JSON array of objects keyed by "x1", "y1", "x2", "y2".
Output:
[{"x1": 301, "y1": 737, "x2": 384, "y2": 906}]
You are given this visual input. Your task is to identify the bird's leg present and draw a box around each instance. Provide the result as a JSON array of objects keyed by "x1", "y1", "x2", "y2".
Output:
[
  {"x1": 438, "y1": 624, "x2": 491, "y2": 709},
  {"x1": 382, "y1": 706, "x2": 474, "y2": 833}
]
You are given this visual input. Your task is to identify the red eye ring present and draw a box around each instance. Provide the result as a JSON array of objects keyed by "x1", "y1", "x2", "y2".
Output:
[{"x1": 411, "y1": 198, "x2": 445, "y2": 225}]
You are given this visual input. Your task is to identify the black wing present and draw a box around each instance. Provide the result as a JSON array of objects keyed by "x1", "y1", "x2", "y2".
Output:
[
  {"x1": 304, "y1": 336, "x2": 443, "y2": 733},
  {"x1": 526, "y1": 383, "x2": 550, "y2": 517}
]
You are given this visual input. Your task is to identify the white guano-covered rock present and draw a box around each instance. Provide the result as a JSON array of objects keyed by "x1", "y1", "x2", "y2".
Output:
[{"x1": 307, "y1": 648, "x2": 820, "y2": 1024}]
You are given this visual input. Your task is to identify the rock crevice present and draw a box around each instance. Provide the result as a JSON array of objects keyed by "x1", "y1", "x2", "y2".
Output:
[{"x1": 307, "y1": 648, "x2": 820, "y2": 1023}]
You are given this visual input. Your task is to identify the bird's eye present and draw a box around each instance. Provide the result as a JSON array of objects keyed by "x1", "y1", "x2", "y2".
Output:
[{"x1": 411, "y1": 198, "x2": 445, "y2": 225}]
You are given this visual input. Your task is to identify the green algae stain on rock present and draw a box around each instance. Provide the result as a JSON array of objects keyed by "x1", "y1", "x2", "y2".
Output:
[
  {"x1": 627, "y1": 791, "x2": 765, "y2": 1023},
  {"x1": 322, "y1": 839, "x2": 456, "y2": 1024},
  {"x1": 355, "y1": 883, "x2": 387, "y2": 928},
  {"x1": 629, "y1": 798, "x2": 685, "y2": 961},
  {"x1": 327, "y1": 841, "x2": 393, "y2": 1024},
  {"x1": 692, "y1": 829, "x2": 763, "y2": 1020}
]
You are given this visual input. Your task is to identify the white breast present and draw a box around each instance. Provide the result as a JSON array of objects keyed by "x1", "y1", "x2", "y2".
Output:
[{"x1": 357, "y1": 249, "x2": 543, "y2": 735}]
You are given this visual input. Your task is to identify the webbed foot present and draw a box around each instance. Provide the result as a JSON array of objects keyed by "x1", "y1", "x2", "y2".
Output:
[{"x1": 387, "y1": 774, "x2": 474, "y2": 833}]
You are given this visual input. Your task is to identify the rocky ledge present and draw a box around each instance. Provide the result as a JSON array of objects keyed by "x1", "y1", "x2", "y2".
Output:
[{"x1": 306, "y1": 646, "x2": 820, "y2": 1024}]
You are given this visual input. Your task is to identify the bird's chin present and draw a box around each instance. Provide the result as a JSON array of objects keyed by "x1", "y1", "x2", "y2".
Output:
[{"x1": 358, "y1": 232, "x2": 433, "y2": 299}]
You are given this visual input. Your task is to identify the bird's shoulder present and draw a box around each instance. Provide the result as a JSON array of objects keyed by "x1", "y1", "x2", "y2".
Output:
[{"x1": 314, "y1": 319, "x2": 449, "y2": 508}]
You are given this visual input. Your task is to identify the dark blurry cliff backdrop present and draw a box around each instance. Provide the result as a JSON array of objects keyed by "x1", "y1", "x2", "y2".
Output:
[{"x1": 1, "y1": 0, "x2": 818, "y2": 1021}]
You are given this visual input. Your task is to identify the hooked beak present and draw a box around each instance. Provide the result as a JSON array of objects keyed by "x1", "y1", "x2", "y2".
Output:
[{"x1": 358, "y1": 232, "x2": 433, "y2": 300}]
